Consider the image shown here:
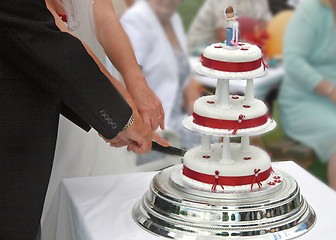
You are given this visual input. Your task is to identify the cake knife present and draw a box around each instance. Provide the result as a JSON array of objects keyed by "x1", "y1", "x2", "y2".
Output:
[{"x1": 151, "y1": 141, "x2": 187, "y2": 159}]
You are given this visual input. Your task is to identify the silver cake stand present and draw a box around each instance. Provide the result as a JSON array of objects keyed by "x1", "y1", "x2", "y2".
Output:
[{"x1": 132, "y1": 165, "x2": 316, "y2": 239}]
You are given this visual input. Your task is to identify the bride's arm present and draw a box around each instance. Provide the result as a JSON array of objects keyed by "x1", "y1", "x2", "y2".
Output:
[
  {"x1": 93, "y1": 0, "x2": 165, "y2": 131},
  {"x1": 45, "y1": 0, "x2": 138, "y2": 113},
  {"x1": 45, "y1": 1, "x2": 170, "y2": 150}
]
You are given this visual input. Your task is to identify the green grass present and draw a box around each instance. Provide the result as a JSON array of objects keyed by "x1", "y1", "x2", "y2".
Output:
[
  {"x1": 177, "y1": 0, "x2": 205, "y2": 31},
  {"x1": 308, "y1": 157, "x2": 328, "y2": 184}
]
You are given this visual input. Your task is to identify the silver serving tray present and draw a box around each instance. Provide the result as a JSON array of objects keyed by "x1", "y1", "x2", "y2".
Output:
[{"x1": 132, "y1": 165, "x2": 316, "y2": 239}]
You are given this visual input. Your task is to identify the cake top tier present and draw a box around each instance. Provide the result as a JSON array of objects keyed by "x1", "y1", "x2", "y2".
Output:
[
  {"x1": 203, "y1": 42, "x2": 261, "y2": 63},
  {"x1": 196, "y1": 42, "x2": 267, "y2": 79}
]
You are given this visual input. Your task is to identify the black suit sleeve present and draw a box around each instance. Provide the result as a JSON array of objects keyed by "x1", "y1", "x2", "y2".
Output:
[
  {"x1": 0, "y1": 0, "x2": 131, "y2": 139},
  {"x1": 60, "y1": 103, "x2": 92, "y2": 132}
]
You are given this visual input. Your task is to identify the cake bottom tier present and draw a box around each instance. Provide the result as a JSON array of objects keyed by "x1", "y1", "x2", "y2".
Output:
[
  {"x1": 183, "y1": 143, "x2": 274, "y2": 192},
  {"x1": 133, "y1": 165, "x2": 316, "y2": 240}
]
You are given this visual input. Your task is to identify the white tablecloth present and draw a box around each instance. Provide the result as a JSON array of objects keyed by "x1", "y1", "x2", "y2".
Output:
[
  {"x1": 56, "y1": 161, "x2": 336, "y2": 240},
  {"x1": 190, "y1": 57, "x2": 284, "y2": 100}
]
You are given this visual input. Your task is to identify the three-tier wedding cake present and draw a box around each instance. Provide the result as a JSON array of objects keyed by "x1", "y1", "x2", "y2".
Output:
[
  {"x1": 182, "y1": 39, "x2": 278, "y2": 193},
  {"x1": 132, "y1": 6, "x2": 315, "y2": 240}
]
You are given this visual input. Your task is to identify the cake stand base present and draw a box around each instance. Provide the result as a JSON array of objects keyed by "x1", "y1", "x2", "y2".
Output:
[{"x1": 132, "y1": 165, "x2": 316, "y2": 239}]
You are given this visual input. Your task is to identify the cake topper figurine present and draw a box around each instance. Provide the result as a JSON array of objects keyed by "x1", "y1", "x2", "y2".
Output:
[{"x1": 225, "y1": 6, "x2": 239, "y2": 47}]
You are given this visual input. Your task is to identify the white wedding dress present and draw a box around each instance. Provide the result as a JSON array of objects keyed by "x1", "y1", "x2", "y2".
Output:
[{"x1": 41, "y1": 1, "x2": 126, "y2": 239}]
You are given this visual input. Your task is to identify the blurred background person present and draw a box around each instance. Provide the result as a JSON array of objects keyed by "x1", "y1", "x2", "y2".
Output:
[
  {"x1": 278, "y1": 0, "x2": 336, "y2": 190},
  {"x1": 120, "y1": 0, "x2": 205, "y2": 151},
  {"x1": 187, "y1": 0, "x2": 272, "y2": 56},
  {"x1": 112, "y1": 0, "x2": 134, "y2": 18}
]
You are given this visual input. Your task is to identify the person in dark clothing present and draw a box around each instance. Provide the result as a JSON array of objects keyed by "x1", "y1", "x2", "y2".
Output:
[{"x1": 0, "y1": 1, "x2": 167, "y2": 239}]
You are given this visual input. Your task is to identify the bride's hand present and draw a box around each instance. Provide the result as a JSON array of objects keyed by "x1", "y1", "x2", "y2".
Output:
[{"x1": 124, "y1": 72, "x2": 165, "y2": 131}]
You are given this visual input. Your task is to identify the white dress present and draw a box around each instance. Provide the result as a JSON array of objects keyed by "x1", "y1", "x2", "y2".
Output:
[{"x1": 41, "y1": 0, "x2": 126, "y2": 239}]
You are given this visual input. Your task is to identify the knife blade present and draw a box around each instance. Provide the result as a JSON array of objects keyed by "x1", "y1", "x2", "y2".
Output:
[{"x1": 151, "y1": 141, "x2": 187, "y2": 159}]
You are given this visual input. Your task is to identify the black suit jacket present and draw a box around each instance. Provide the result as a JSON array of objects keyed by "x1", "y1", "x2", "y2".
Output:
[{"x1": 0, "y1": 1, "x2": 132, "y2": 239}]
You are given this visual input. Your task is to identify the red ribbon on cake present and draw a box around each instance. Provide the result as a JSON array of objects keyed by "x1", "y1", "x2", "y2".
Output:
[
  {"x1": 201, "y1": 54, "x2": 264, "y2": 72},
  {"x1": 251, "y1": 169, "x2": 262, "y2": 189},
  {"x1": 261, "y1": 58, "x2": 268, "y2": 70},
  {"x1": 230, "y1": 114, "x2": 245, "y2": 134},
  {"x1": 192, "y1": 113, "x2": 270, "y2": 134},
  {"x1": 183, "y1": 166, "x2": 272, "y2": 189},
  {"x1": 211, "y1": 170, "x2": 224, "y2": 191}
]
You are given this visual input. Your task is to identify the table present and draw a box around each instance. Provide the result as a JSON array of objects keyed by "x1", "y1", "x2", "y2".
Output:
[
  {"x1": 190, "y1": 57, "x2": 284, "y2": 100},
  {"x1": 55, "y1": 161, "x2": 336, "y2": 240}
]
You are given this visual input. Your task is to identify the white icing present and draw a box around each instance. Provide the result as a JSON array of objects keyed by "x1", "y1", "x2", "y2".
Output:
[
  {"x1": 183, "y1": 116, "x2": 276, "y2": 137},
  {"x1": 196, "y1": 64, "x2": 266, "y2": 80},
  {"x1": 183, "y1": 143, "x2": 271, "y2": 176},
  {"x1": 194, "y1": 95, "x2": 268, "y2": 121},
  {"x1": 203, "y1": 43, "x2": 261, "y2": 63}
]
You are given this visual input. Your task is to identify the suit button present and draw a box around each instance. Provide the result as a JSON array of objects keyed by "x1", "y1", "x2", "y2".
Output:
[
  {"x1": 107, "y1": 119, "x2": 113, "y2": 125},
  {"x1": 104, "y1": 115, "x2": 109, "y2": 121},
  {"x1": 99, "y1": 110, "x2": 106, "y2": 116},
  {"x1": 111, "y1": 122, "x2": 117, "y2": 129}
]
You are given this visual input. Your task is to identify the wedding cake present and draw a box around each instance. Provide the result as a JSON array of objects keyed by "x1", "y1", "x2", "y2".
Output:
[
  {"x1": 133, "y1": 6, "x2": 315, "y2": 239},
  {"x1": 181, "y1": 39, "x2": 278, "y2": 192}
]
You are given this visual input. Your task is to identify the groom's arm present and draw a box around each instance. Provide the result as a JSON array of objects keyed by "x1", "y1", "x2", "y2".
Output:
[{"x1": 0, "y1": 0, "x2": 131, "y2": 139}]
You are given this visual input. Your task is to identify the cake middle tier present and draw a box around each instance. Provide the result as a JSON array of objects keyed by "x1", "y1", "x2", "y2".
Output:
[{"x1": 190, "y1": 95, "x2": 273, "y2": 134}]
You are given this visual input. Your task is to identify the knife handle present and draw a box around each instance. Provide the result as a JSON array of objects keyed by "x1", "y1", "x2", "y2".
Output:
[{"x1": 151, "y1": 141, "x2": 186, "y2": 158}]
